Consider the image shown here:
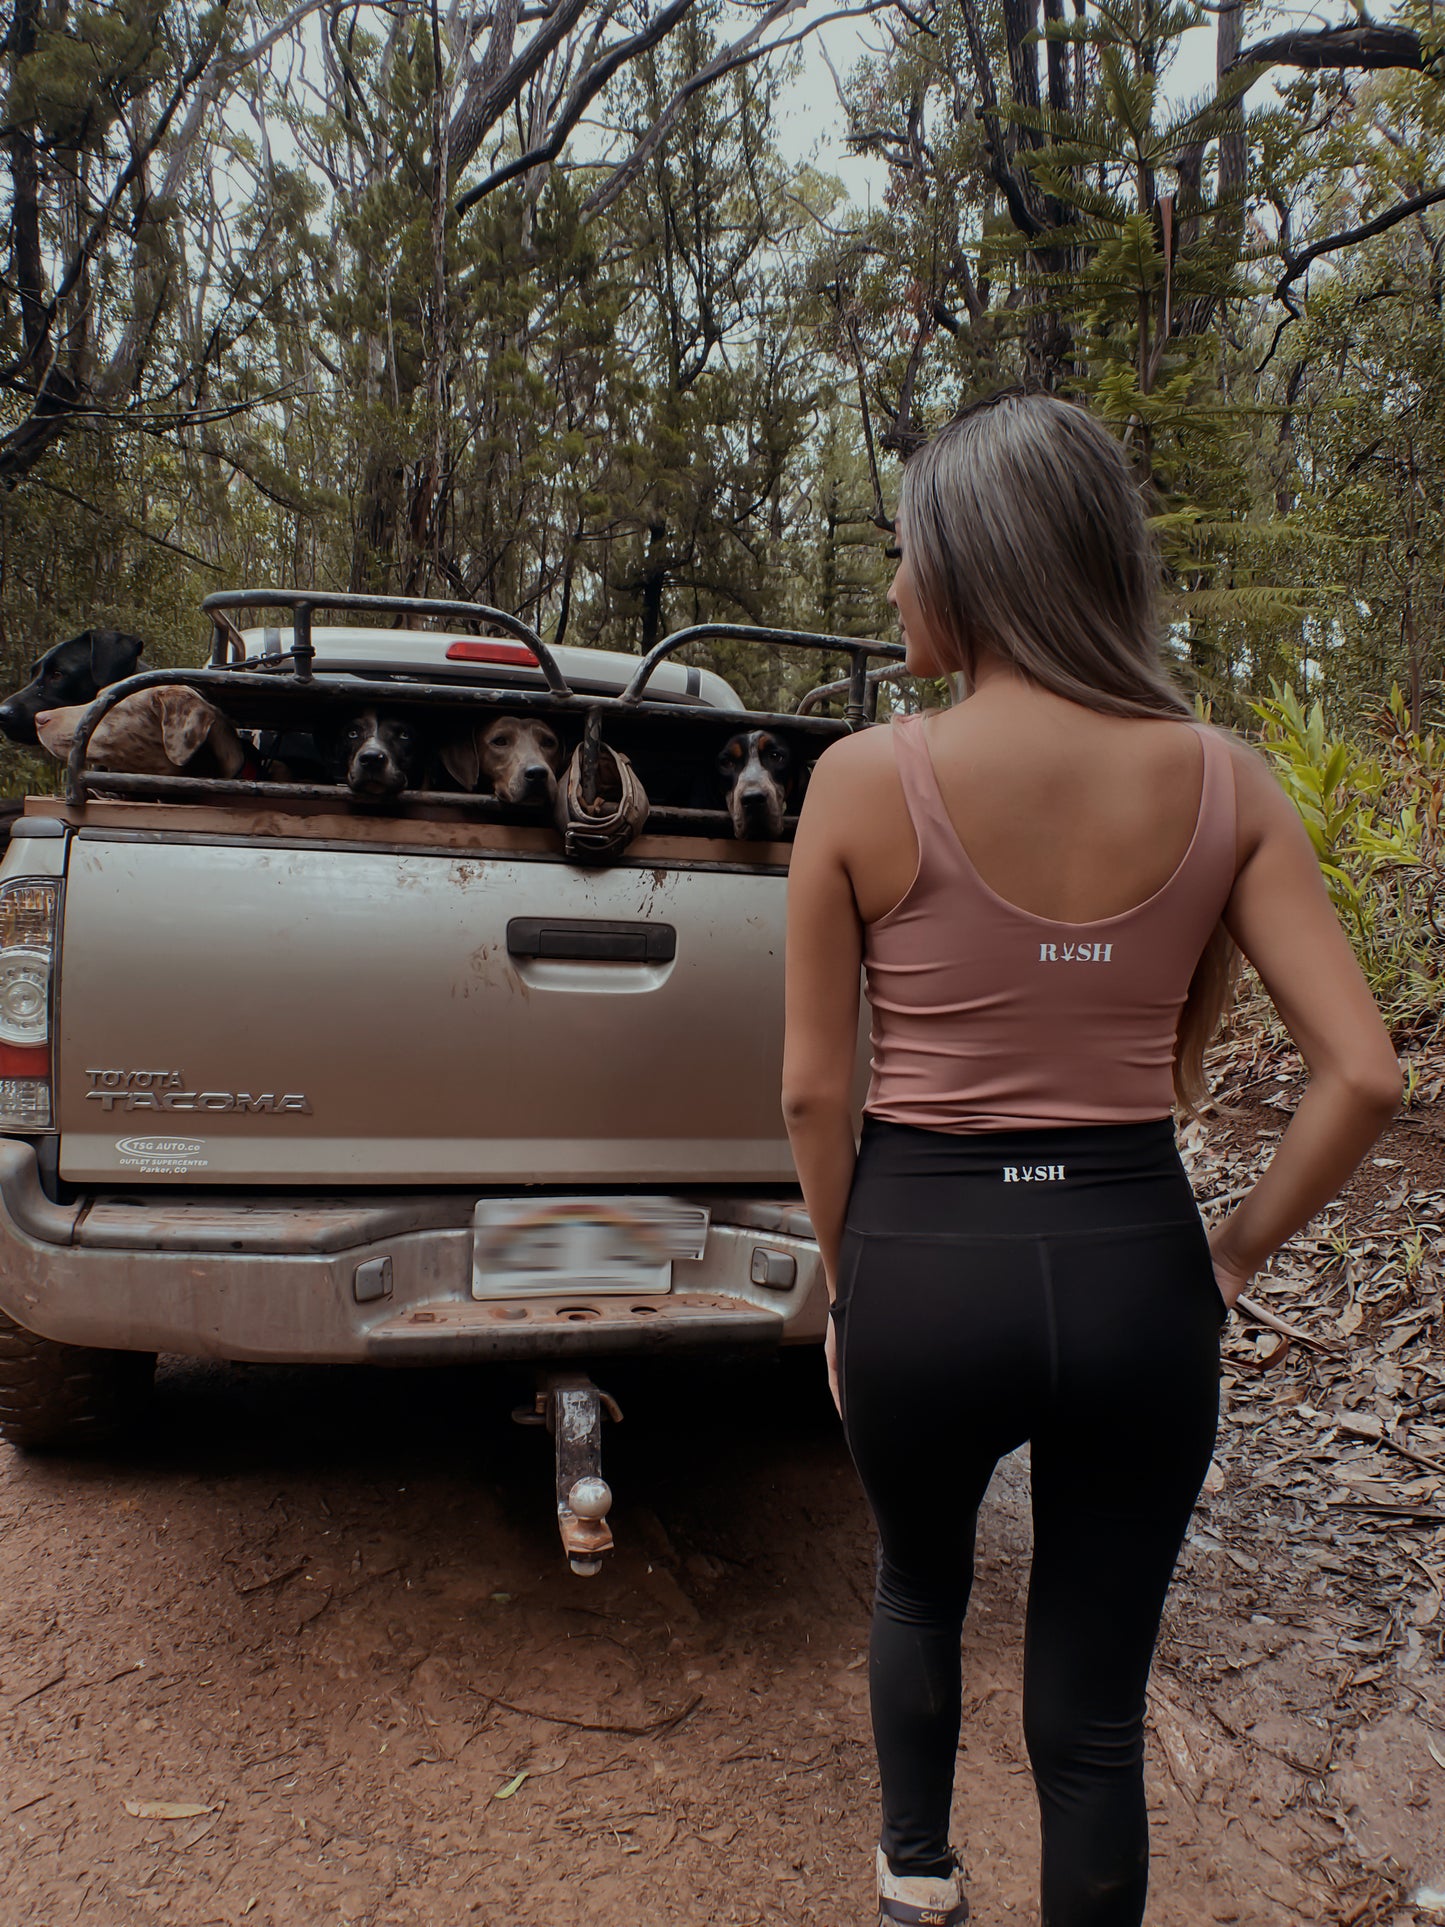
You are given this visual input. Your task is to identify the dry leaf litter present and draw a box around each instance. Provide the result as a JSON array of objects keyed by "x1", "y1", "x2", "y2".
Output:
[{"x1": 1148, "y1": 1006, "x2": 1445, "y2": 1927}]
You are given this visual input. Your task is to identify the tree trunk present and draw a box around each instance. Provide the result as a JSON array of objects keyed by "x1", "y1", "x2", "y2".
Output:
[
  {"x1": 7, "y1": 0, "x2": 47, "y2": 364},
  {"x1": 1002, "y1": 0, "x2": 1042, "y2": 142},
  {"x1": 351, "y1": 453, "x2": 404, "y2": 593},
  {"x1": 639, "y1": 525, "x2": 669, "y2": 654},
  {"x1": 1043, "y1": 0, "x2": 1070, "y2": 116},
  {"x1": 1215, "y1": 0, "x2": 1249, "y2": 255}
]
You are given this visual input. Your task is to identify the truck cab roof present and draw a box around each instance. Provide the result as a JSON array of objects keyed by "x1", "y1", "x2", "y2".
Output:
[{"x1": 237, "y1": 626, "x2": 745, "y2": 710}]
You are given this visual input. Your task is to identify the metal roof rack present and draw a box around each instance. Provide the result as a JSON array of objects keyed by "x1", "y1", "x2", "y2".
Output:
[
  {"x1": 59, "y1": 591, "x2": 907, "y2": 829},
  {"x1": 200, "y1": 588, "x2": 571, "y2": 693}
]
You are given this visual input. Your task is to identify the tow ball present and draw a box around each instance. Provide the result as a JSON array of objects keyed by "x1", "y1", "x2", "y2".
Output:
[{"x1": 513, "y1": 1370, "x2": 622, "y2": 1576}]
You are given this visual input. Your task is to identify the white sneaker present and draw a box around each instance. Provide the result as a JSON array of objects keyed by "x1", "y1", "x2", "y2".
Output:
[{"x1": 875, "y1": 1844, "x2": 970, "y2": 1926}]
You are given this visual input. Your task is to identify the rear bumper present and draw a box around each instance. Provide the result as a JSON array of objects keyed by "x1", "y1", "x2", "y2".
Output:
[{"x1": 0, "y1": 1142, "x2": 826, "y2": 1363}]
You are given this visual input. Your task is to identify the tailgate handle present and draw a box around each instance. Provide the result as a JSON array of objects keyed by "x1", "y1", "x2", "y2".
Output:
[{"x1": 507, "y1": 918, "x2": 676, "y2": 964}]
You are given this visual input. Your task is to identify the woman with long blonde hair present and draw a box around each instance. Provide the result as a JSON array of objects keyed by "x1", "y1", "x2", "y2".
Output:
[{"x1": 783, "y1": 391, "x2": 1399, "y2": 1926}]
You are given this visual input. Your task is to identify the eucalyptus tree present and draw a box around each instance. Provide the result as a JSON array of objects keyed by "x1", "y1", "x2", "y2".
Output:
[
  {"x1": 1, "y1": 0, "x2": 896, "y2": 624},
  {"x1": 1250, "y1": 48, "x2": 1445, "y2": 718},
  {"x1": 800, "y1": 0, "x2": 1445, "y2": 712},
  {"x1": 568, "y1": 14, "x2": 825, "y2": 663},
  {"x1": 0, "y1": 0, "x2": 347, "y2": 491}
]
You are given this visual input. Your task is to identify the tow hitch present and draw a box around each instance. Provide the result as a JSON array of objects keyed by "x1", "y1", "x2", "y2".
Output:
[{"x1": 514, "y1": 1370, "x2": 622, "y2": 1575}]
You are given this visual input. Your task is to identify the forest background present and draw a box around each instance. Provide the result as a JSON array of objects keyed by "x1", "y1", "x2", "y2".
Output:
[{"x1": 2, "y1": 0, "x2": 1443, "y2": 1033}]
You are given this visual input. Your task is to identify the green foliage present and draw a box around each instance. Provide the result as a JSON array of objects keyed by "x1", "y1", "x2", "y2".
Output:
[
  {"x1": 3, "y1": 0, "x2": 1445, "y2": 763},
  {"x1": 1253, "y1": 684, "x2": 1443, "y2": 1032},
  {"x1": 4, "y1": 0, "x2": 174, "y2": 151}
]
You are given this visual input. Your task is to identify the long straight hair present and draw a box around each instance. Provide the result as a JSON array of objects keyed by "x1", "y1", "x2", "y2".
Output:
[{"x1": 897, "y1": 391, "x2": 1237, "y2": 1114}]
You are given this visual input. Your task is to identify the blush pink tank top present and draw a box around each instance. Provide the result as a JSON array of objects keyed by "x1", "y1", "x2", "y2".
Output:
[{"x1": 863, "y1": 713, "x2": 1238, "y2": 1132}]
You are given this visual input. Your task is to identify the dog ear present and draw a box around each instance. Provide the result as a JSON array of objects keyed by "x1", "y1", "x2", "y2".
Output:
[
  {"x1": 88, "y1": 630, "x2": 144, "y2": 687},
  {"x1": 157, "y1": 688, "x2": 216, "y2": 768},
  {"x1": 440, "y1": 730, "x2": 480, "y2": 790},
  {"x1": 205, "y1": 716, "x2": 247, "y2": 778}
]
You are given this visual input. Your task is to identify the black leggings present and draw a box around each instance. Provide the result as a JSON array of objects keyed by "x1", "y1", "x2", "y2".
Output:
[{"x1": 835, "y1": 1116, "x2": 1224, "y2": 1927}]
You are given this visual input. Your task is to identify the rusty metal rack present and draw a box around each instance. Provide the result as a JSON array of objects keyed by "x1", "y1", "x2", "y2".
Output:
[{"x1": 59, "y1": 591, "x2": 908, "y2": 835}]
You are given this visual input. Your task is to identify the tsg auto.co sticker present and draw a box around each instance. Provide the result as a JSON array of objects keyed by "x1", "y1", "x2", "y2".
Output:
[{"x1": 114, "y1": 1136, "x2": 210, "y2": 1174}]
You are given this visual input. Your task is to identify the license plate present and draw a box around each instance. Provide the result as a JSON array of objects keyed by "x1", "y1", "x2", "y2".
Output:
[{"x1": 471, "y1": 1196, "x2": 709, "y2": 1298}]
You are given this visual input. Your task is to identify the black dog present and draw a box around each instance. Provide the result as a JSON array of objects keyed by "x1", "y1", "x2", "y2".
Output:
[
  {"x1": 716, "y1": 729, "x2": 798, "y2": 839},
  {"x1": 0, "y1": 629, "x2": 146, "y2": 745},
  {"x1": 317, "y1": 709, "x2": 429, "y2": 798}
]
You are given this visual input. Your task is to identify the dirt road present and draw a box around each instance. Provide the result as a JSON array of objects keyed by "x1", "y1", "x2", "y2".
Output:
[{"x1": 2, "y1": 1097, "x2": 1442, "y2": 1926}]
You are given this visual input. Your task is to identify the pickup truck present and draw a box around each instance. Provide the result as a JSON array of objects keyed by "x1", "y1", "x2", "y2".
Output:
[{"x1": 0, "y1": 591, "x2": 898, "y2": 1571}]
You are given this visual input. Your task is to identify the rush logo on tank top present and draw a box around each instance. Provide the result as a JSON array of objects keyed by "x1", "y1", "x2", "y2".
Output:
[
  {"x1": 860, "y1": 712, "x2": 1236, "y2": 1133},
  {"x1": 1039, "y1": 941, "x2": 1112, "y2": 962},
  {"x1": 1003, "y1": 1164, "x2": 1066, "y2": 1182}
]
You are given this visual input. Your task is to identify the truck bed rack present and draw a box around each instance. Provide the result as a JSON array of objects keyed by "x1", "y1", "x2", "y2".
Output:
[{"x1": 58, "y1": 591, "x2": 908, "y2": 839}]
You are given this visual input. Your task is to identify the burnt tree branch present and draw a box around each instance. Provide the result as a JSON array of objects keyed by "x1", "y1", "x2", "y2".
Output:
[
  {"x1": 1230, "y1": 24, "x2": 1431, "y2": 75},
  {"x1": 454, "y1": 0, "x2": 696, "y2": 215},
  {"x1": 956, "y1": 0, "x2": 1048, "y2": 238},
  {"x1": 1276, "y1": 182, "x2": 1445, "y2": 304}
]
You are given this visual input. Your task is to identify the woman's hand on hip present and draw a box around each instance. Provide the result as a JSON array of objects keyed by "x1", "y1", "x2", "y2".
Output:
[{"x1": 1208, "y1": 1224, "x2": 1252, "y2": 1310}]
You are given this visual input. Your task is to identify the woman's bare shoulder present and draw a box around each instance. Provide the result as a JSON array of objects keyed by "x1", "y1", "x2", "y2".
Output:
[
  {"x1": 1201, "y1": 723, "x2": 1285, "y2": 798},
  {"x1": 1198, "y1": 719, "x2": 1268, "y2": 776},
  {"x1": 808, "y1": 718, "x2": 910, "y2": 786},
  {"x1": 796, "y1": 722, "x2": 911, "y2": 859},
  {"x1": 1202, "y1": 723, "x2": 1303, "y2": 862}
]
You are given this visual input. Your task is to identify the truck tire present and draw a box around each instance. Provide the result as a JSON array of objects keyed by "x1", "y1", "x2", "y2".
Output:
[{"x1": 0, "y1": 1308, "x2": 156, "y2": 1451}]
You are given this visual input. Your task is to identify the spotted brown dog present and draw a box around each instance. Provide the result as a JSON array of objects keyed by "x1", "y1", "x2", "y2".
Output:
[{"x1": 34, "y1": 687, "x2": 248, "y2": 778}]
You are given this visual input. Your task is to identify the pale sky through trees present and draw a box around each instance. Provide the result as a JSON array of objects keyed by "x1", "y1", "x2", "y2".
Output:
[
  {"x1": 773, "y1": 1, "x2": 1329, "y2": 205},
  {"x1": 208, "y1": 1, "x2": 1330, "y2": 236}
]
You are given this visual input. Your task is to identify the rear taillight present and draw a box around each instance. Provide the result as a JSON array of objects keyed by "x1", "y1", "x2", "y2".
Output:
[
  {"x1": 0, "y1": 880, "x2": 58, "y2": 1132},
  {"x1": 444, "y1": 639, "x2": 540, "y2": 666}
]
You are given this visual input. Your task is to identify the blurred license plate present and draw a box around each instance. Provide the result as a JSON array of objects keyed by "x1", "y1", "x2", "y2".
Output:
[{"x1": 471, "y1": 1196, "x2": 709, "y2": 1298}]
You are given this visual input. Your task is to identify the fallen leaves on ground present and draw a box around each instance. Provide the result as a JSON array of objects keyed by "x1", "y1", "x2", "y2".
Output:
[{"x1": 1155, "y1": 1000, "x2": 1445, "y2": 1917}]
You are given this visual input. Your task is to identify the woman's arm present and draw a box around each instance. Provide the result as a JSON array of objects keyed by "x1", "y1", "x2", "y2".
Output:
[
  {"x1": 1209, "y1": 742, "x2": 1403, "y2": 1300},
  {"x1": 782, "y1": 745, "x2": 867, "y2": 1298}
]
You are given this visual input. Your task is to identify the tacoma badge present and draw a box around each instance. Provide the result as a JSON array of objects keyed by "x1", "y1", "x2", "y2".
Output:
[{"x1": 84, "y1": 1067, "x2": 311, "y2": 1115}]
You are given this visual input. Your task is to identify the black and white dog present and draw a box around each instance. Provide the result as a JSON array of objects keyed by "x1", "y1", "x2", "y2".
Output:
[
  {"x1": 716, "y1": 729, "x2": 799, "y2": 840},
  {"x1": 0, "y1": 629, "x2": 146, "y2": 745},
  {"x1": 318, "y1": 710, "x2": 430, "y2": 798}
]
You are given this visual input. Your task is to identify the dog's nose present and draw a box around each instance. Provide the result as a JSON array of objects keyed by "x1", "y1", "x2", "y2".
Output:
[
  {"x1": 523, "y1": 762, "x2": 552, "y2": 788},
  {"x1": 0, "y1": 701, "x2": 37, "y2": 743},
  {"x1": 354, "y1": 746, "x2": 387, "y2": 770}
]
